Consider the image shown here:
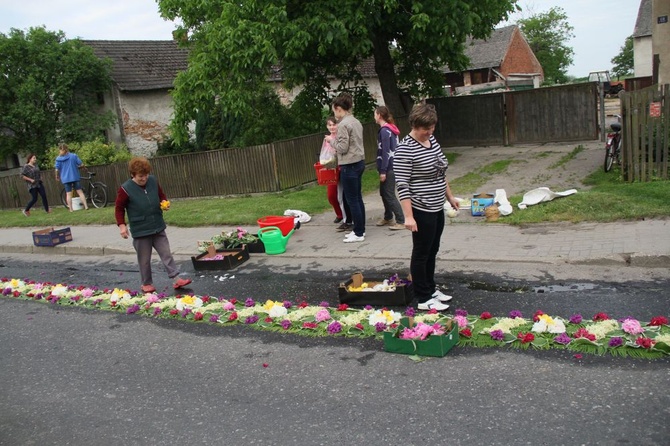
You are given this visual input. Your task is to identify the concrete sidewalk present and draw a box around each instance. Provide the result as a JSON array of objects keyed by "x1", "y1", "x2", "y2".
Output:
[{"x1": 2, "y1": 191, "x2": 669, "y2": 268}]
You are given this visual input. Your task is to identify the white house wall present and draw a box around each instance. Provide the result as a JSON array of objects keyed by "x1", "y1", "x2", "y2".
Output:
[
  {"x1": 117, "y1": 90, "x2": 174, "y2": 157},
  {"x1": 634, "y1": 36, "x2": 653, "y2": 77}
]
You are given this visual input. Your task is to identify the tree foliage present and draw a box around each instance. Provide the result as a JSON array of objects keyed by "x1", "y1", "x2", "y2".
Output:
[
  {"x1": 0, "y1": 27, "x2": 116, "y2": 160},
  {"x1": 157, "y1": 0, "x2": 520, "y2": 145},
  {"x1": 518, "y1": 7, "x2": 574, "y2": 84},
  {"x1": 611, "y1": 35, "x2": 633, "y2": 78}
]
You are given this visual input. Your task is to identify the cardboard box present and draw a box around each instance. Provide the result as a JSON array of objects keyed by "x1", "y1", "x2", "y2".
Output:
[
  {"x1": 338, "y1": 272, "x2": 412, "y2": 306},
  {"x1": 33, "y1": 227, "x2": 73, "y2": 247},
  {"x1": 191, "y1": 245, "x2": 249, "y2": 271},
  {"x1": 383, "y1": 317, "x2": 459, "y2": 357},
  {"x1": 471, "y1": 193, "x2": 495, "y2": 216}
]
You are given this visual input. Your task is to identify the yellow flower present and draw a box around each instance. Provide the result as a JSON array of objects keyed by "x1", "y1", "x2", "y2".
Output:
[{"x1": 160, "y1": 200, "x2": 170, "y2": 211}]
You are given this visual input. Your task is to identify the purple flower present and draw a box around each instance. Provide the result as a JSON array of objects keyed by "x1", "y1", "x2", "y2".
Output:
[
  {"x1": 569, "y1": 314, "x2": 583, "y2": 324},
  {"x1": 244, "y1": 298, "x2": 255, "y2": 307},
  {"x1": 608, "y1": 337, "x2": 624, "y2": 347},
  {"x1": 282, "y1": 300, "x2": 292, "y2": 309},
  {"x1": 554, "y1": 333, "x2": 572, "y2": 345},
  {"x1": 315, "y1": 309, "x2": 331, "y2": 322},
  {"x1": 455, "y1": 308, "x2": 468, "y2": 317},
  {"x1": 153, "y1": 307, "x2": 162, "y2": 316},
  {"x1": 490, "y1": 329, "x2": 504, "y2": 341},
  {"x1": 2, "y1": 288, "x2": 11, "y2": 295},
  {"x1": 180, "y1": 309, "x2": 191, "y2": 318},
  {"x1": 404, "y1": 307, "x2": 416, "y2": 317},
  {"x1": 508, "y1": 310, "x2": 523, "y2": 319},
  {"x1": 375, "y1": 322, "x2": 387, "y2": 332},
  {"x1": 34, "y1": 293, "x2": 44, "y2": 300},
  {"x1": 364, "y1": 305, "x2": 373, "y2": 310},
  {"x1": 319, "y1": 301, "x2": 330, "y2": 308},
  {"x1": 327, "y1": 321, "x2": 342, "y2": 334},
  {"x1": 126, "y1": 304, "x2": 141, "y2": 314},
  {"x1": 245, "y1": 315, "x2": 259, "y2": 324},
  {"x1": 209, "y1": 314, "x2": 219, "y2": 323},
  {"x1": 280, "y1": 319, "x2": 291, "y2": 329}
]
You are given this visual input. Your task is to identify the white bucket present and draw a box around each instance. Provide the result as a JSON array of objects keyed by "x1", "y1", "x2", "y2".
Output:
[{"x1": 71, "y1": 197, "x2": 84, "y2": 211}]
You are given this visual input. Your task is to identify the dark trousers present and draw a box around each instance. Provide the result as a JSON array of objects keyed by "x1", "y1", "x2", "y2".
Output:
[
  {"x1": 25, "y1": 184, "x2": 49, "y2": 212},
  {"x1": 340, "y1": 160, "x2": 366, "y2": 236},
  {"x1": 410, "y1": 208, "x2": 445, "y2": 304},
  {"x1": 379, "y1": 168, "x2": 404, "y2": 224},
  {"x1": 132, "y1": 230, "x2": 180, "y2": 286}
]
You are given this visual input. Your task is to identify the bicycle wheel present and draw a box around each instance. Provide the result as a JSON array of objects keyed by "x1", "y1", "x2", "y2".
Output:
[
  {"x1": 60, "y1": 188, "x2": 68, "y2": 208},
  {"x1": 89, "y1": 183, "x2": 108, "y2": 208},
  {"x1": 604, "y1": 143, "x2": 614, "y2": 172}
]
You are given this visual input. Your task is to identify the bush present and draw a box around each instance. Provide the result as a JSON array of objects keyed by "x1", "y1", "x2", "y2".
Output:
[{"x1": 44, "y1": 139, "x2": 132, "y2": 168}]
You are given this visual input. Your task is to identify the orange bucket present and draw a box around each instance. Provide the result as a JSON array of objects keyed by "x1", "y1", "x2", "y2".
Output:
[{"x1": 257, "y1": 216, "x2": 295, "y2": 236}]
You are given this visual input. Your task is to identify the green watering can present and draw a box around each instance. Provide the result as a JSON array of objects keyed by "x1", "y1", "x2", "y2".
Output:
[{"x1": 257, "y1": 226, "x2": 295, "y2": 255}]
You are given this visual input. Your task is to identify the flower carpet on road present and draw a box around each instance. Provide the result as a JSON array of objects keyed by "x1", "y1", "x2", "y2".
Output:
[{"x1": 2, "y1": 278, "x2": 669, "y2": 359}]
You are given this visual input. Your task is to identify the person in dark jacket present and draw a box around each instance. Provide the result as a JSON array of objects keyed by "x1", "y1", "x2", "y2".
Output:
[
  {"x1": 115, "y1": 157, "x2": 191, "y2": 293},
  {"x1": 20, "y1": 154, "x2": 50, "y2": 216},
  {"x1": 374, "y1": 106, "x2": 405, "y2": 230}
]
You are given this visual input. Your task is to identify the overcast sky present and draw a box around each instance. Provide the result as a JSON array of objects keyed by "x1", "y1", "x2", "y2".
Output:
[{"x1": 0, "y1": 0, "x2": 642, "y2": 78}]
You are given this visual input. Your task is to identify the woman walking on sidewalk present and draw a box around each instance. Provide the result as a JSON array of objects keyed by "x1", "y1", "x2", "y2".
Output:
[
  {"x1": 374, "y1": 106, "x2": 405, "y2": 230},
  {"x1": 394, "y1": 103, "x2": 459, "y2": 311},
  {"x1": 20, "y1": 154, "x2": 50, "y2": 216},
  {"x1": 115, "y1": 157, "x2": 191, "y2": 293}
]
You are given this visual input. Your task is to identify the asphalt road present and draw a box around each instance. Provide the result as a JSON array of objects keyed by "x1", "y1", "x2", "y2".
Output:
[{"x1": 1, "y1": 254, "x2": 669, "y2": 445}]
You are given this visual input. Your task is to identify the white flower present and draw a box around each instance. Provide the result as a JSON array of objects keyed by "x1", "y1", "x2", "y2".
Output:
[
  {"x1": 531, "y1": 314, "x2": 566, "y2": 334},
  {"x1": 50, "y1": 284, "x2": 68, "y2": 297},
  {"x1": 109, "y1": 288, "x2": 131, "y2": 304},
  {"x1": 175, "y1": 295, "x2": 203, "y2": 311},
  {"x1": 368, "y1": 309, "x2": 401, "y2": 326},
  {"x1": 485, "y1": 317, "x2": 528, "y2": 334}
]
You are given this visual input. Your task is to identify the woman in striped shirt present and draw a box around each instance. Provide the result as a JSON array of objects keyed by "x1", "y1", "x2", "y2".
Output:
[{"x1": 394, "y1": 103, "x2": 460, "y2": 311}]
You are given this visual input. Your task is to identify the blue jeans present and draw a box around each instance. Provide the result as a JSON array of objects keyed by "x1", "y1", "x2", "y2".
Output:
[
  {"x1": 339, "y1": 160, "x2": 366, "y2": 236},
  {"x1": 410, "y1": 208, "x2": 445, "y2": 304},
  {"x1": 25, "y1": 184, "x2": 49, "y2": 212}
]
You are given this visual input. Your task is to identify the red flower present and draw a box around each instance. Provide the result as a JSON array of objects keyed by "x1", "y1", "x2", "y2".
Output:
[
  {"x1": 354, "y1": 323, "x2": 364, "y2": 330},
  {"x1": 649, "y1": 316, "x2": 668, "y2": 326},
  {"x1": 193, "y1": 312, "x2": 203, "y2": 321},
  {"x1": 592, "y1": 312, "x2": 609, "y2": 321},
  {"x1": 480, "y1": 312, "x2": 492, "y2": 320},
  {"x1": 262, "y1": 363, "x2": 269, "y2": 368},
  {"x1": 201, "y1": 296, "x2": 211, "y2": 303},
  {"x1": 574, "y1": 328, "x2": 596, "y2": 341},
  {"x1": 337, "y1": 304, "x2": 349, "y2": 311},
  {"x1": 298, "y1": 301, "x2": 309, "y2": 309},
  {"x1": 228, "y1": 312, "x2": 238, "y2": 321},
  {"x1": 302, "y1": 322, "x2": 317, "y2": 329},
  {"x1": 169, "y1": 309, "x2": 179, "y2": 316},
  {"x1": 13, "y1": 291, "x2": 20, "y2": 297},
  {"x1": 229, "y1": 298, "x2": 237, "y2": 304},
  {"x1": 264, "y1": 317, "x2": 273, "y2": 323},
  {"x1": 574, "y1": 354, "x2": 583, "y2": 359},
  {"x1": 427, "y1": 309, "x2": 438, "y2": 314},
  {"x1": 516, "y1": 332, "x2": 535, "y2": 344},
  {"x1": 635, "y1": 337, "x2": 655, "y2": 349},
  {"x1": 460, "y1": 328, "x2": 472, "y2": 338},
  {"x1": 533, "y1": 310, "x2": 544, "y2": 322}
]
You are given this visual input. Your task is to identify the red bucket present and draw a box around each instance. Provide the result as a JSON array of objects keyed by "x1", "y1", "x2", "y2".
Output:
[
  {"x1": 257, "y1": 215, "x2": 295, "y2": 236},
  {"x1": 314, "y1": 162, "x2": 338, "y2": 185}
]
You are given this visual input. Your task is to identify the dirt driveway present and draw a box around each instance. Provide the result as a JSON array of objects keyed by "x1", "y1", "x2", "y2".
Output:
[{"x1": 445, "y1": 139, "x2": 605, "y2": 198}]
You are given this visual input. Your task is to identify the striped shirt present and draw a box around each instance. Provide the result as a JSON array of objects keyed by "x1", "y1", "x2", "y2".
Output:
[{"x1": 394, "y1": 134, "x2": 448, "y2": 212}]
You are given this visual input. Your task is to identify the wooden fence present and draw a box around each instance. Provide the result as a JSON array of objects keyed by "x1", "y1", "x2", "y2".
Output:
[
  {"x1": 0, "y1": 119, "x2": 410, "y2": 210},
  {"x1": 428, "y1": 82, "x2": 598, "y2": 146},
  {"x1": 620, "y1": 84, "x2": 669, "y2": 182}
]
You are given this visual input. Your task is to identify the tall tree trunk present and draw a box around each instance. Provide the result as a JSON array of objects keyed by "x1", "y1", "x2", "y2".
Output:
[{"x1": 372, "y1": 35, "x2": 411, "y2": 117}]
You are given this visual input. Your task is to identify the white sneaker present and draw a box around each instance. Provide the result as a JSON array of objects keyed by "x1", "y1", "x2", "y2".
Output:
[
  {"x1": 417, "y1": 298, "x2": 449, "y2": 311},
  {"x1": 344, "y1": 231, "x2": 366, "y2": 237},
  {"x1": 343, "y1": 234, "x2": 365, "y2": 243},
  {"x1": 432, "y1": 290, "x2": 453, "y2": 302}
]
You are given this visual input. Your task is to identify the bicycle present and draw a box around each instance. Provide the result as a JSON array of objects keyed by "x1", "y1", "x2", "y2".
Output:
[
  {"x1": 60, "y1": 171, "x2": 109, "y2": 209},
  {"x1": 603, "y1": 115, "x2": 622, "y2": 172}
]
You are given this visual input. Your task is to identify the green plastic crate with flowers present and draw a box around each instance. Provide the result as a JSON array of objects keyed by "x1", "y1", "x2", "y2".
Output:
[{"x1": 384, "y1": 315, "x2": 459, "y2": 357}]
